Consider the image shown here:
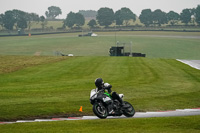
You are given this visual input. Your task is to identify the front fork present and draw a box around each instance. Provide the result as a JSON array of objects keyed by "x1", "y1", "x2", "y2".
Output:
[{"x1": 106, "y1": 101, "x2": 114, "y2": 114}]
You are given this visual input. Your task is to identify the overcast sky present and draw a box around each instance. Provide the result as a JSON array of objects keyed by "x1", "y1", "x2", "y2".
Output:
[{"x1": 0, "y1": 0, "x2": 199, "y2": 18}]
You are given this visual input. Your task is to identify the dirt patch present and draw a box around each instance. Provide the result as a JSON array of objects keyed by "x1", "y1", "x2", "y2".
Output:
[
  {"x1": 0, "y1": 55, "x2": 69, "y2": 74},
  {"x1": 34, "y1": 51, "x2": 41, "y2": 56},
  {"x1": 0, "y1": 112, "x2": 93, "y2": 122}
]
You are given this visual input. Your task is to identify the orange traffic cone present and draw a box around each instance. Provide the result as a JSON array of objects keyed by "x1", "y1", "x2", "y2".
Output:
[{"x1": 79, "y1": 106, "x2": 83, "y2": 112}]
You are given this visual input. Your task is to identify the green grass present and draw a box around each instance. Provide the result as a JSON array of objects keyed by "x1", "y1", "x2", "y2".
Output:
[
  {"x1": 0, "y1": 31, "x2": 200, "y2": 59},
  {"x1": 0, "y1": 56, "x2": 200, "y2": 121},
  {"x1": 0, "y1": 31, "x2": 200, "y2": 132},
  {"x1": 0, "y1": 116, "x2": 200, "y2": 133}
]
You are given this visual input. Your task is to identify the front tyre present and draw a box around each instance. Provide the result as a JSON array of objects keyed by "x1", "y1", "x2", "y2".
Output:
[
  {"x1": 93, "y1": 102, "x2": 108, "y2": 119},
  {"x1": 123, "y1": 101, "x2": 135, "y2": 117}
]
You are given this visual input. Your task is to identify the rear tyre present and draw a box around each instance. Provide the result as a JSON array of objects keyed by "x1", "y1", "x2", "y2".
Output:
[
  {"x1": 93, "y1": 102, "x2": 108, "y2": 119},
  {"x1": 122, "y1": 101, "x2": 135, "y2": 117}
]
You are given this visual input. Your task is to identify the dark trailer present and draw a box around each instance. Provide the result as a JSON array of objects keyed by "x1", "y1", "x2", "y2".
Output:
[{"x1": 109, "y1": 42, "x2": 146, "y2": 57}]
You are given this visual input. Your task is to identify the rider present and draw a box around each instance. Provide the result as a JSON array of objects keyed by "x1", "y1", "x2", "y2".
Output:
[{"x1": 94, "y1": 78, "x2": 127, "y2": 109}]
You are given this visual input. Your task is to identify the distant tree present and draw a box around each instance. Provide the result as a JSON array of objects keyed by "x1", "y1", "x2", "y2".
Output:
[
  {"x1": 0, "y1": 14, "x2": 4, "y2": 29},
  {"x1": 27, "y1": 13, "x2": 40, "y2": 31},
  {"x1": 195, "y1": 5, "x2": 200, "y2": 25},
  {"x1": 139, "y1": 9, "x2": 153, "y2": 27},
  {"x1": 1, "y1": 10, "x2": 29, "y2": 31},
  {"x1": 115, "y1": 7, "x2": 136, "y2": 26},
  {"x1": 88, "y1": 19, "x2": 97, "y2": 28},
  {"x1": 12, "y1": 9, "x2": 28, "y2": 30},
  {"x1": 166, "y1": 11, "x2": 180, "y2": 25},
  {"x1": 152, "y1": 9, "x2": 167, "y2": 26},
  {"x1": 40, "y1": 16, "x2": 45, "y2": 22},
  {"x1": 78, "y1": 10, "x2": 97, "y2": 19},
  {"x1": 17, "y1": 16, "x2": 27, "y2": 29},
  {"x1": 64, "y1": 12, "x2": 85, "y2": 28},
  {"x1": 190, "y1": 8, "x2": 196, "y2": 16},
  {"x1": 189, "y1": 8, "x2": 196, "y2": 25},
  {"x1": 45, "y1": 6, "x2": 62, "y2": 19},
  {"x1": 114, "y1": 10, "x2": 123, "y2": 26},
  {"x1": 64, "y1": 12, "x2": 76, "y2": 28},
  {"x1": 120, "y1": 7, "x2": 136, "y2": 26},
  {"x1": 96, "y1": 7, "x2": 114, "y2": 27},
  {"x1": 75, "y1": 13, "x2": 85, "y2": 27},
  {"x1": 1, "y1": 9, "x2": 40, "y2": 31},
  {"x1": 40, "y1": 16, "x2": 47, "y2": 30},
  {"x1": 2, "y1": 10, "x2": 16, "y2": 30},
  {"x1": 180, "y1": 9, "x2": 192, "y2": 25}
]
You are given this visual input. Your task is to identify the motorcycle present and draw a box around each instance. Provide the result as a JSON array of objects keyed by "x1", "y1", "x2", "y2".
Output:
[{"x1": 90, "y1": 88, "x2": 135, "y2": 119}]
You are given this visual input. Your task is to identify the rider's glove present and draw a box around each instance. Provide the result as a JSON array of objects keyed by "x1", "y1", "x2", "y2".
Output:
[
  {"x1": 104, "y1": 83, "x2": 112, "y2": 93},
  {"x1": 104, "y1": 83, "x2": 112, "y2": 88}
]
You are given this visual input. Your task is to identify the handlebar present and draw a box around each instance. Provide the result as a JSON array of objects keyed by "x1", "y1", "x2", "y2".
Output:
[{"x1": 97, "y1": 89, "x2": 105, "y2": 93}]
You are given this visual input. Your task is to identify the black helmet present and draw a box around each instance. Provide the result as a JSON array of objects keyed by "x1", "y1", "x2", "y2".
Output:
[{"x1": 95, "y1": 78, "x2": 104, "y2": 88}]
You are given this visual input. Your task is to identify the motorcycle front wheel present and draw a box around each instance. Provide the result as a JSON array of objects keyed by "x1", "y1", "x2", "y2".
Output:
[
  {"x1": 93, "y1": 102, "x2": 108, "y2": 119},
  {"x1": 122, "y1": 101, "x2": 135, "y2": 117}
]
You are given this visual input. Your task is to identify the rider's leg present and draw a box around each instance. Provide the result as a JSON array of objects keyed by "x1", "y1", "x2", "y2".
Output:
[
  {"x1": 111, "y1": 92, "x2": 124, "y2": 105},
  {"x1": 111, "y1": 92, "x2": 129, "y2": 108}
]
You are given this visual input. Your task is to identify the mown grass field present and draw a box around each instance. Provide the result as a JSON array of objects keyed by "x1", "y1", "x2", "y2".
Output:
[
  {"x1": 0, "y1": 56, "x2": 200, "y2": 120},
  {"x1": 0, "y1": 31, "x2": 200, "y2": 59},
  {"x1": 0, "y1": 31, "x2": 200, "y2": 132}
]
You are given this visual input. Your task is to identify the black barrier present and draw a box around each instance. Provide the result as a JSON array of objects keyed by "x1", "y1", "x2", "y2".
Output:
[
  {"x1": 109, "y1": 46, "x2": 146, "y2": 57},
  {"x1": 1, "y1": 28, "x2": 200, "y2": 37},
  {"x1": 109, "y1": 46, "x2": 124, "y2": 56}
]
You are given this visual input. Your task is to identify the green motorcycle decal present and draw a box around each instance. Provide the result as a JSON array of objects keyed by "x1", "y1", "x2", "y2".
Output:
[{"x1": 104, "y1": 92, "x2": 112, "y2": 98}]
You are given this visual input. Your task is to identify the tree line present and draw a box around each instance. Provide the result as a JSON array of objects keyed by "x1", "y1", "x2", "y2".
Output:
[
  {"x1": 0, "y1": 5, "x2": 200, "y2": 31},
  {"x1": 0, "y1": 6, "x2": 62, "y2": 31},
  {"x1": 0, "y1": 10, "x2": 47, "y2": 31},
  {"x1": 65, "y1": 5, "x2": 200, "y2": 28}
]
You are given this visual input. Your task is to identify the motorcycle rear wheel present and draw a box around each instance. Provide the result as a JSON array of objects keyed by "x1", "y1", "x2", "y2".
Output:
[
  {"x1": 93, "y1": 102, "x2": 108, "y2": 119},
  {"x1": 122, "y1": 101, "x2": 135, "y2": 117}
]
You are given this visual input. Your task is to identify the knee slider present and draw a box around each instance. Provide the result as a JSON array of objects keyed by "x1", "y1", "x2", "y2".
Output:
[{"x1": 111, "y1": 91, "x2": 118, "y2": 99}]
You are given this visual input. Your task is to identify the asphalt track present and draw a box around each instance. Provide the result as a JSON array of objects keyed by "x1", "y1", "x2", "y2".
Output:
[
  {"x1": 1, "y1": 108, "x2": 200, "y2": 124},
  {"x1": 1, "y1": 60, "x2": 199, "y2": 124},
  {"x1": 177, "y1": 59, "x2": 200, "y2": 70}
]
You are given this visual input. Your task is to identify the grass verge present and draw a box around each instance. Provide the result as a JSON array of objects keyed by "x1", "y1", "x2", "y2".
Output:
[{"x1": 0, "y1": 116, "x2": 200, "y2": 133}]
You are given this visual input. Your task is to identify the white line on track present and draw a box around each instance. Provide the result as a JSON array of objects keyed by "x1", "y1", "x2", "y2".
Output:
[
  {"x1": 98, "y1": 34, "x2": 200, "y2": 39},
  {"x1": 177, "y1": 59, "x2": 200, "y2": 70}
]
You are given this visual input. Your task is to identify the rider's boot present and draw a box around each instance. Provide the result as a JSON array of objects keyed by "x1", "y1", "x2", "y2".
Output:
[
  {"x1": 120, "y1": 102, "x2": 129, "y2": 109},
  {"x1": 118, "y1": 98, "x2": 129, "y2": 109}
]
